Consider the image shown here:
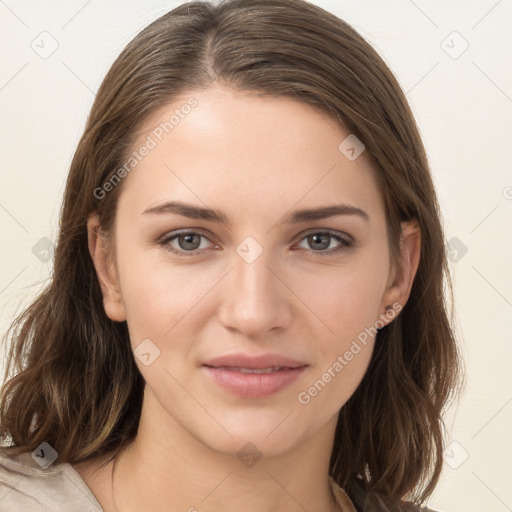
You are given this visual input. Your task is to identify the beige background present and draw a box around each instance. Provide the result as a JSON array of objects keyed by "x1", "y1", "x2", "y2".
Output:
[{"x1": 1, "y1": 1, "x2": 511, "y2": 510}]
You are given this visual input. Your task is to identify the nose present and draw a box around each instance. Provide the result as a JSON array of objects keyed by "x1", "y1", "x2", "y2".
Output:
[{"x1": 217, "y1": 242, "x2": 293, "y2": 339}]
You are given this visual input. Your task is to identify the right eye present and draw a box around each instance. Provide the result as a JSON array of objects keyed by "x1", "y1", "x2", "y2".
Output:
[{"x1": 159, "y1": 231, "x2": 216, "y2": 256}]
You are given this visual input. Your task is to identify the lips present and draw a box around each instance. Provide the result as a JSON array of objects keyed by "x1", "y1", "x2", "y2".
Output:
[{"x1": 201, "y1": 353, "x2": 308, "y2": 398}]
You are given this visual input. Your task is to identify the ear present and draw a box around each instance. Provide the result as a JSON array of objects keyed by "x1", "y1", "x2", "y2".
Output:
[
  {"x1": 378, "y1": 220, "x2": 421, "y2": 326},
  {"x1": 87, "y1": 214, "x2": 127, "y2": 322}
]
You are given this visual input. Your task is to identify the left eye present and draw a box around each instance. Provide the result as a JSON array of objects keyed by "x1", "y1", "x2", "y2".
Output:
[
  {"x1": 159, "y1": 230, "x2": 353, "y2": 257},
  {"x1": 295, "y1": 231, "x2": 352, "y2": 254}
]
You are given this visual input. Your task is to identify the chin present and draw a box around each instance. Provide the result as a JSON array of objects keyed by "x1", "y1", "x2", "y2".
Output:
[{"x1": 193, "y1": 407, "x2": 310, "y2": 460}]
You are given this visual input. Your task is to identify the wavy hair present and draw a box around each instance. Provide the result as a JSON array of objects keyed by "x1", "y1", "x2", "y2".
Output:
[{"x1": 0, "y1": 0, "x2": 464, "y2": 509}]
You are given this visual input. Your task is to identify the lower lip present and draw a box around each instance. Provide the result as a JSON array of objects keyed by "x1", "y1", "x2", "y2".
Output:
[{"x1": 201, "y1": 366, "x2": 307, "y2": 398}]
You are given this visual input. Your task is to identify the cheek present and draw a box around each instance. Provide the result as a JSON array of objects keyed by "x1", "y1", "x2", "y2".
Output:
[
  {"x1": 292, "y1": 256, "x2": 387, "y2": 341},
  {"x1": 294, "y1": 268, "x2": 381, "y2": 414},
  {"x1": 290, "y1": 255, "x2": 385, "y2": 404},
  {"x1": 115, "y1": 244, "x2": 216, "y2": 343}
]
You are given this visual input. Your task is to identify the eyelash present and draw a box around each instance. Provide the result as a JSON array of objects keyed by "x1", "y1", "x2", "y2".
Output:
[{"x1": 158, "y1": 230, "x2": 354, "y2": 257}]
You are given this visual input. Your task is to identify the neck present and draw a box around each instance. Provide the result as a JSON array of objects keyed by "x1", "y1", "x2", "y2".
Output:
[{"x1": 110, "y1": 388, "x2": 342, "y2": 512}]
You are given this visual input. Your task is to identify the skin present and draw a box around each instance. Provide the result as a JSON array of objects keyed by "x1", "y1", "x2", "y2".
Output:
[{"x1": 77, "y1": 85, "x2": 420, "y2": 512}]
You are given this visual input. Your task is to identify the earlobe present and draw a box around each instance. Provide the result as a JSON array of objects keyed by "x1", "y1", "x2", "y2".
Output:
[
  {"x1": 379, "y1": 220, "x2": 421, "y2": 326},
  {"x1": 86, "y1": 215, "x2": 127, "y2": 322}
]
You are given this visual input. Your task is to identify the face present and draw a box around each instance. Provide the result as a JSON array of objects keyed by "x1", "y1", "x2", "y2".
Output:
[{"x1": 89, "y1": 85, "x2": 415, "y2": 458}]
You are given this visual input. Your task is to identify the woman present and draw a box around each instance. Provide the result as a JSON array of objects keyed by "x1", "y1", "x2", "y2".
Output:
[{"x1": 0, "y1": 0, "x2": 464, "y2": 510}]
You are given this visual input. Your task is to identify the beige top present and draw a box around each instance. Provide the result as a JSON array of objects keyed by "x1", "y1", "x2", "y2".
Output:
[
  {"x1": 329, "y1": 476, "x2": 358, "y2": 512},
  {"x1": 0, "y1": 448, "x2": 356, "y2": 511},
  {"x1": 0, "y1": 449, "x2": 103, "y2": 511}
]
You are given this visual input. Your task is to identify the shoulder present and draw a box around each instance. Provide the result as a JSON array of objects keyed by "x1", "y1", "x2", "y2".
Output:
[{"x1": 0, "y1": 446, "x2": 103, "y2": 512}]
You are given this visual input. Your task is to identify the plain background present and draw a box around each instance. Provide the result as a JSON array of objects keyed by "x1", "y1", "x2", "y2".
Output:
[{"x1": 0, "y1": 1, "x2": 511, "y2": 510}]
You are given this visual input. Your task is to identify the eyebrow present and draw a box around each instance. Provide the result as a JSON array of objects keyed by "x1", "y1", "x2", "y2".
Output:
[{"x1": 141, "y1": 200, "x2": 370, "y2": 224}]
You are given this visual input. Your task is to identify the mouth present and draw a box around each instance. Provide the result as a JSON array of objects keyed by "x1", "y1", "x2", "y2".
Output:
[{"x1": 201, "y1": 353, "x2": 308, "y2": 398}]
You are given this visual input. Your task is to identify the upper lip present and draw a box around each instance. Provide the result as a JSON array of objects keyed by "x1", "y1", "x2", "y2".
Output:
[{"x1": 202, "y1": 353, "x2": 307, "y2": 369}]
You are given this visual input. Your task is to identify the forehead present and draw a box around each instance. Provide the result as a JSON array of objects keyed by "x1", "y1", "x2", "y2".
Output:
[{"x1": 117, "y1": 86, "x2": 384, "y2": 223}]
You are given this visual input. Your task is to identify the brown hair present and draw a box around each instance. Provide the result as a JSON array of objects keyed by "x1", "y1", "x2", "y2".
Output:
[{"x1": 0, "y1": 0, "x2": 464, "y2": 509}]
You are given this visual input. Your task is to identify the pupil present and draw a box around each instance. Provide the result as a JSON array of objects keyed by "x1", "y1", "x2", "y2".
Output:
[
  {"x1": 181, "y1": 234, "x2": 200, "y2": 250},
  {"x1": 311, "y1": 234, "x2": 329, "y2": 250}
]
